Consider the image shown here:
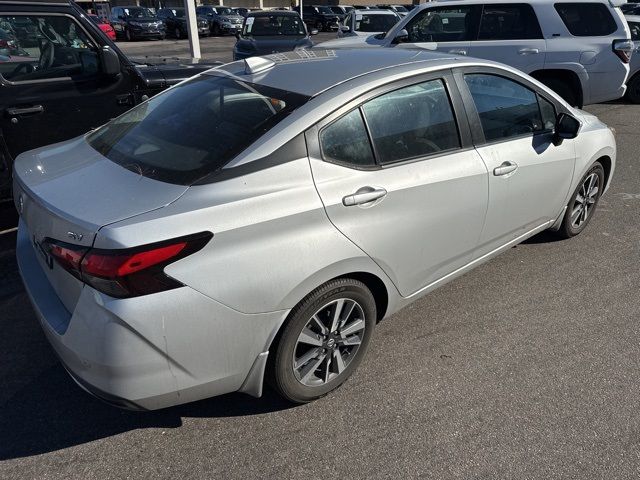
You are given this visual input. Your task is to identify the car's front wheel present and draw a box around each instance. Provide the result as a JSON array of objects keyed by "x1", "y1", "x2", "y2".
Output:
[
  {"x1": 268, "y1": 278, "x2": 376, "y2": 403},
  {"x1": 626, "y1": 74, "x2": 640, "y2": 104},
  {"x1": 556, "y1": 161, "x2": 605, "y2": 239}
]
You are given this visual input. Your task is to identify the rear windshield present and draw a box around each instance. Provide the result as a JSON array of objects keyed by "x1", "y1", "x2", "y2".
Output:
[
  {"x1": 554, "y1": 3, "x2": 617, "y2": 36},
  {"x1": 88, "y1": 75, "x2": 309, "y2": 185},
  {"x1": 243, "y1": 14, "x2": 306, "y2": 36}
]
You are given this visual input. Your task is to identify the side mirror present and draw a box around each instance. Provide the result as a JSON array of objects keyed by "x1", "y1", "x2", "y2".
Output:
[
  {"x1": 100, "y1": 46, "x2": 120, "y2": 76},
  {"x1": 339, "y1": 25, "x2": 350, "y2": 32},
  {"x1": 310, "y1": 29, "x2": 319, "y2": 35},
  {"x1": 553, "y1": 113, "x2": 580, "y2": 145},
  {"x1": 392, "y1": 28, "x2": 409, "y2": 44}
]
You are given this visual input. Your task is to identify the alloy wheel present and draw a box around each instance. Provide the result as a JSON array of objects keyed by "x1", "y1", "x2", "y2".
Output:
[
  {"x1": 292, "y1": 298, "x2": 366, "y2": 387},
  {"x1": 571, "y1": 172, "x2": 600, "y2": 229}
]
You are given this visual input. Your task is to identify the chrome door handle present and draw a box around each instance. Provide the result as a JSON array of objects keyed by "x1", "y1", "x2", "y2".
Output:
[
  {"x1": 518, "y1": 48, "x2": 540, "y2": 55},
  {"x1": 493, "y1": 161, "x2": 518, "y2": 176},
  {"x1": 343, "y1": 187, "x2": 387, "y2": 207},
  {"x1": 6, "y1": 105, "x2": 44, "y2": 116},
  {"x1": 449, "y1": 49, "x2": 467, "y2": 56}
]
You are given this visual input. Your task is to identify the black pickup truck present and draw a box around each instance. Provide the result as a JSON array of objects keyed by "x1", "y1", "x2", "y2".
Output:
[{"x1": 0, "y1": 0, "x2": 219, "y2": 200}]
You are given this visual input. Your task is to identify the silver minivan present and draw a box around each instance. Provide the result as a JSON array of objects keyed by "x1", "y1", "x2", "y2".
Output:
[{"x1": 15, "y1": 50, "x2": 616, "y2": 409}]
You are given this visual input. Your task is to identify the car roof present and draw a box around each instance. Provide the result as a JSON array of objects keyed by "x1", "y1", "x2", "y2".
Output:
[
  {"x1": 626, "y1": 14, "x2": 640, "y2": 21},
  {"x1": 211, "y1": 48, "x2": 477, "y2": 97},
  {"x1": 430, "y1": 0, "x2": 616, "y2": 4},
  {"x1": 355, "y1": 9, "x2": 400, "y2": 15},
  {"x1": 248, "y1": 10, "x2": 299, "y2": 16}
]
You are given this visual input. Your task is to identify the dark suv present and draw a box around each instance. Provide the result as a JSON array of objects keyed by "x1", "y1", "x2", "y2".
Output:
[
  {"x1": 110, "y1": 6, "x2": 166, "y2": 41},
  {"x1": 302, "y1": 5, "x2": 341, "y2": 31},
  {"x1": 196, "y1": 6, "x2": 243, "y2": 35},
  {"x1": 156, "y1": 8, "x2": 210, "y2": 39},
  {"x1": 0, "y1": 0, "x2": 219, "y2": 200}
]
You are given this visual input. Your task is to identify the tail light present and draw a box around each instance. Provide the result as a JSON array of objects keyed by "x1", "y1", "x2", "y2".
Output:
[
  {"x1": 43, "y1": 232, "x2": 212, "y2": 298},
  {"x1": 613, "y1": 39, "x2": 634, "y2": 63}
]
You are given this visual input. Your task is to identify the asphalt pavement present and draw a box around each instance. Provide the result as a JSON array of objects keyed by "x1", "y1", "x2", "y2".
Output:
[{"x1": 0, "y1": 38, "x2": 639, "y2": 479}]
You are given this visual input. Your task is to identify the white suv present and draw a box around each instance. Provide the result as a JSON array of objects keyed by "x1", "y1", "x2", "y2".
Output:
[{"x1": 320, "y1": 0, "x2": 633, "y2": 107}]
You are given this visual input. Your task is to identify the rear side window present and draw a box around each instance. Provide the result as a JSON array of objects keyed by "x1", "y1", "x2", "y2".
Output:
[
  {"x1": 464, "y1": 74, "x2": 548, "y2": 142},
  {"x1": 361, "y1": 79, "x2": 460, "y2": 164},
  {"x1": 88, "y1": 75, "x2": 309, "y2": 185},
  {"x1": 320, "y1": 109, "x2": 375, "y2": 167},
  {"x1": 629, "y1": 22, "x2": 640, "y2": 41},
  {"x1": 479, "y1": 4, "x2": 542, "y2": 40},
  {"x1": 554, "y1": 3, "x2": 617, "y2": 36}
]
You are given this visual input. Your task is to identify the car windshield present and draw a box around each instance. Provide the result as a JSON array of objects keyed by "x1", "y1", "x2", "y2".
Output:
[
  {"x1": 356, "y1": 14, "x2": 399, "y2": 32},
  {"x1": 124, "y1": 7, "x2": 153, "y2": 18},
  {"x1": 217, "y1": 8, "x2": 235, "y2": 15},
  {"x1": 394, "y1": 6, "x2": 408, "y2": 12},
  {"x1": 243, "y1": 15, "x2": 306, "y2": 36},
  {"x1": 329, "y1": 7, "x2": 343, "y2": 14},
  {"x1": 87, "y1": 75, "x2": 309, "y2": 185},
  {"x1": 318, "y1": 6, "x2": 334, "y2": 14},
  {"x1": 170, "y1": 9, "x2": 185, "y2": 18}
]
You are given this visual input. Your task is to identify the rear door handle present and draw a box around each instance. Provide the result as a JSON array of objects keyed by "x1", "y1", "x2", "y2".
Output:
[
  {"x1": 6, "y1": 105, "x2": 44, "y2": 116},
  {"x1": 518, "y1": 48, "x2": 540, "y2": 55},
  {"x1": 343, "y1": 187, "x2": 387, "y2": 207},
  {"x1": 449, "y1": 49, "x2": 467, "y2": 56},
  {"x1": 493, "y1": 161, "x2": 518, "y2": 176}
]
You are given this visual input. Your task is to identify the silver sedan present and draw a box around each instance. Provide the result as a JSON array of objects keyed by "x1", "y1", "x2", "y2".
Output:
[{"x1": 14, "y1": 49, "x2": 615, "y2": 409}]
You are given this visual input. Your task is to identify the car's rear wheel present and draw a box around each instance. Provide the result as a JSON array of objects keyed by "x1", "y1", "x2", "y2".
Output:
[
  {"x1": 556, "y1": 162, "x2": 605, "y2": 239},
  {"x1": 542, "y1": 76, "x2": 578, "y2": 107},
  {"x1": 626, "y1": 74, "x2": 640, "y2": 104},
  {"x1": 174, "y1": 27, "x2": 182, "y2": 39},
  {"x1": 268, "y1": 278, "x2": 376, "y2": 403}
]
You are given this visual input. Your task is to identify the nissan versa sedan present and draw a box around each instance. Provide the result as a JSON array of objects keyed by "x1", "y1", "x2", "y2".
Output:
[{"x1": 14, "y1": 49, "x2": 615, "y2": 410}]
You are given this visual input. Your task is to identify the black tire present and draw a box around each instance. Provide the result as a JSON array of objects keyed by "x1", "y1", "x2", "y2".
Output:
[
  {"x1": 625, "y1": 74, "x2": 640, "y2": 104},
  {"x1": 541, "y1": 76, "x2": 578, "y2": 107},
  {"x1": 125, "y1": 28, "x2": 133, "y2": 41},
  {"x1": 212, "y1": 23, "x2": 221, "y2": 36},
  {"x1": 555, "y1": 162, "x2": 605, "y2": 239},
  {"x1": 268, "y1": 278, "x2": 376, "y2": 403},
  {"x1": 158, "y1": 34, "x2": 166, "y2": 41},
  {"x1": 174, "y1": 27, "x2": 182, "y2": 39}
]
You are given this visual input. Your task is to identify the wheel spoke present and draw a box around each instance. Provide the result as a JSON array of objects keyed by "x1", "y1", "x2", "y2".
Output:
[
  {"x1": 339, "y1": 300, "x2": 357, "y2": 329},
  {"x1": 333, "y1": 349, "x2": 346, "y2": 374},
  {"x1": 575, "y1": 193, "x2": 585, "y2": 203},
  {"x1": 297, "y1": 327, "x2": 323, "y2": 347},
  {"x1": 323, "y1": 354, "x2": 332, "y2": 383},
  {"x1": 294, "y1": 347, "x2": 321, "y2": 369},
  {"x1": 340, "y1": 335, "x2": 362, "y2": 346},
  {"x1": 340, "y1": 318, "x2": 365, "y2": 337},
  {"x1": 571, "y1": 205, "x2": 583, "y2": 225},
  {"x1": 330, "y1": 299, "x2": 345, "y2": 333},
  {"x1": 310, "y1": 314, "x2": 328, "y2": 335},
  {"x1": 588, "y1": 174, "x2": 597, "y2": 192},
  {"x1": 299, "y1": 353, "x2": 326, "y2": 383}
]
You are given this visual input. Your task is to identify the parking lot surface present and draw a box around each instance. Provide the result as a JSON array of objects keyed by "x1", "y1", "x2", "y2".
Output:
[{"x1": 1, "y1": 41, "x2": 639, "y2": 478}]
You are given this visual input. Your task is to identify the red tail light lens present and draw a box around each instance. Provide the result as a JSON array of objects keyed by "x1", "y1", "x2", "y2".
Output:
[{"x1": 44, "y1": 232, "x2": 212, "y2": 298}]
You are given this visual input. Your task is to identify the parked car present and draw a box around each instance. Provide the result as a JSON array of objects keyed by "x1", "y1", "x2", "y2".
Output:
[
  {"x1": 625, "y1": 14, "x2": 640, "y2": 102},
  {"x1": 109, "y1": 6, "x2": 166, "y2": 41},
  {"x1": 319, "y1": 0, "x2": 633, "y2": 107},
  {"x1": 377, "y1": 5, "x2": 410, "y2": 16},
  {"x1": 0, "y1": 15, "x2": 38, "y2": 46},
  {"x1": 14, "y1": 47, "x2": 615, "y2": 409},
  {"x1": 622, "y1": 2, "x2": 640, "y2": 14},
  {"x1": 302, "y1": 5, "x2": 341, "y2": 31},
  {"x1": 0, "y1": 0, "x2": 219, "y2": 201},
  {"x1": 233, "y1": 11, "x2": 316, "y2": 60},
  {"x1": 329, "y1": 6, "x2": 354, "y2": 16},
  {"x1": 338, "y1": 9, "x2": 400, "y2": 38},
  {"x1": 89, "y1": 14, "x2": 116, "y2": 41},
  {"x1": 196, "y1": 5, "x2": 243, "y2": 35},
  {"x1": 156, "y1": 7, "x2": 210, "y2": 39}
]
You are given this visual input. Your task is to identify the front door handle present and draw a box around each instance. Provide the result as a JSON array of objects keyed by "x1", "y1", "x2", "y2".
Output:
[
  {"x1": 343, "y1": 187, "x2": 387, "y2": 207},
  {"x1": 6, "y1": 105, "x2": 44, "y2": 116},
  {"x1": 518, "y1": 48, "x2": 540, "y2": 55},
  {"x1": 493, "y1": 161, "x2": 518, "y2": 176},
  {"x1": 449, "y1": 49, "x2": 467, "y2": 56}
]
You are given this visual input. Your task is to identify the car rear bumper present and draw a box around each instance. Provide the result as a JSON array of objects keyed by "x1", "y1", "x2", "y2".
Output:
[{"x1": 17, "y1": 219, "x2": 289, "y2": 410}]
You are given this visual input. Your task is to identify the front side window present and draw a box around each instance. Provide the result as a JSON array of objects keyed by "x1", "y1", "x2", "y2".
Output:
[
  {"x1": 554, "y1": 3, "x2": 617, "y2": 37},
  {"x1": 478, "y1": 4, "x2": 542, "y2": 40},
  {"x1": 88, "y1": 75, "x2": 309, "y2": 185},
  {"x1": 356, "y1": 14, "x2": 399, "y2": 33},
  {"x1": 0, "y1": 15, "x2": 98, "y2": 82},
  {"x1": 362, "y1": 79, "x2": 460, "y2": 164},
  {"x1": 320, "y1": 109, "x2": 375, "y2": 167},
  {"x1": 464, "y1": 74, "x2": 550, "y2": 142},
  {"x1": 405, "y1": 6, "x2": 481, "y2": 43}
]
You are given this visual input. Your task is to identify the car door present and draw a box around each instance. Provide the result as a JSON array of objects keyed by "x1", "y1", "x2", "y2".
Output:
[
  {"x1": 397, "y1": 5, "x2": 481, "y2": 57},
  {"x1": 455, "y1": 69, "x2": 576, "y2": 256},
  {"x1": 0, "y1": 13, "x2": 137, "y2": 163},
  {"x1": 307, "y1": 74, "x2": 489, "y2": 297},
  {"x1": 467, "y1": 4, "x2": 546, "y2": 74}
]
